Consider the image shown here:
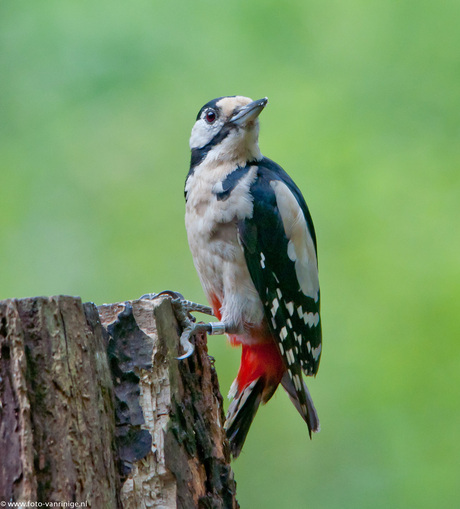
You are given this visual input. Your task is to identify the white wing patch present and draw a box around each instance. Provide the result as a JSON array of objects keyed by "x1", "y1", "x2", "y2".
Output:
[
  {"x1": 303, "y1": 311, "x2": 320, "y2": 327},
  {"x1": 285, "y1": 301, "x2": 294, "y2": 316},
  {"x1": 260, "y1": 252, "x2": 266, "y2": 268},
  {"x1": 270, "y1": 180, "x2": 319, "y2": 302},
  {"x1": 312, "y1": 344, "x2": 322, "y2": 361},
  {"x1": 271, "y1": 298, "x2": 279, "y2": 316}
]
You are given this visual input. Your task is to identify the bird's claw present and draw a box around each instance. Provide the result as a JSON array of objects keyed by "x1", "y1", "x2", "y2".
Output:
[
  {"x1": 139, "y1": 290, "x2": 218, "y2": 360},
  {"x1": 177, "y1": 324, "x2": 196, "y2": 360},
  {"x1": 169, "y1": 297, "x2": 216, "y2": 358},
  {"x1": 140, "y1": 290, "x2": 185, "y2": 301},
  {"x1": 176, "y1": 321, "x2": 222, "y2": 359},
  {"x1": 176, "y1": 322, "x2": 212, "y2": 360},
  {"x1": 175, "y1": 299, "x2": 213, "y2": 316}
]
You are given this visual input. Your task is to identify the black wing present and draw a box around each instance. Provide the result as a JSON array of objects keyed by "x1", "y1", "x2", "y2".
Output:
[{"x1": 238, "y1": 157, "x2": 322, "y2": 428}]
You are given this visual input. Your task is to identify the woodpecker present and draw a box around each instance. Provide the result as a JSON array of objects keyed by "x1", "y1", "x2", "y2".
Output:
[{"x1": 184, "y1": 96, "x2": 321, "y2": 457}]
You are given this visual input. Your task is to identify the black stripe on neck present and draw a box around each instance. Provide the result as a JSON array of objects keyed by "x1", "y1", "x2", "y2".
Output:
[
  {"x1": 214, "y1": 165, "x2": 251, "y2": 201},
  {"x1": 190, "y1": 125, "x2": 232, "y2": 170}
]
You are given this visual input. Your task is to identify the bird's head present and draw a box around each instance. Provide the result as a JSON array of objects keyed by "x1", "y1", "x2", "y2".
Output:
[{"x1": 190, "y1": 96, "x2": 268, "y2": 168}]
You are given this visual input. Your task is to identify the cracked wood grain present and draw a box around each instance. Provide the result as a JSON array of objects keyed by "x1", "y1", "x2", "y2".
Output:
[
  {"x1": 0, "y1": 296, "x2": 119, "y2": 506},
  {"x1": 0, "y1": 295, "x2": 238, "y2": 508},
  {"x1": 99, "y1": 296, "x2": 238, "y2": 509}
]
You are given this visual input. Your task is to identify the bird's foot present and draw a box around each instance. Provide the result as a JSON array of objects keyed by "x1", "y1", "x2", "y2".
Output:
[
  {"x1": 141, "y1": 291, "x2": 214, "y2": 315},
  {"x1": 171, "y1": 298, "x2": 226, "y2": 360},
  {"x1": 140, "y1": 290, "x2": 186, "y2": 302},
  {"x1": 140, "y1": 290, "x2": 223, "y2": 359}
]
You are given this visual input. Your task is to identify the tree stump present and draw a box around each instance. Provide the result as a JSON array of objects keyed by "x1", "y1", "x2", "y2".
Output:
[{"x1": 0, "y1": 295, "x2": 238, "y2": 508}]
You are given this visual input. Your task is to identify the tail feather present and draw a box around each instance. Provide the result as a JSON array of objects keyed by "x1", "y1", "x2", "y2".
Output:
[
  {"x1": 224, "y1": 341, "x2": 320, "y2": 457},
  {"x1": 225, "y1": 378, "x2": 265, "y2": 458},
  {"x1": 281, "y1": 372, "x2": 320, "y2": 435}
]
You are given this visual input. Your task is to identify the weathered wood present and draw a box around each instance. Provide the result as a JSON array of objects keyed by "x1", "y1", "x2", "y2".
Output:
[
  {"x1": 0, "y1": 295, "x2": 238, "y2": 508},
  {"x1": 0, "y1": 296, "x2": 120, "y2": 506},
  {"x1": 99, "y1": 296, "x2": 238, "y2": 509}
]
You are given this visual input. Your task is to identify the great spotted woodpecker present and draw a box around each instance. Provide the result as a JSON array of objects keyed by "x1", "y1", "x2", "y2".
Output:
[{"x1": 184, "y1": 96, "x2": 321, "y2": 457}]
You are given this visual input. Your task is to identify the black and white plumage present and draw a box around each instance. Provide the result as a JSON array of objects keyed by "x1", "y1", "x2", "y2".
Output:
[{"x1": 184, "y1": 96, "x2": 322, "y2": 457}]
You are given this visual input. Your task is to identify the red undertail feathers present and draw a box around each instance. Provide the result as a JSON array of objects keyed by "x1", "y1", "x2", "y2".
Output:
[{"x1": 225, "y1": 342, "x2": 285, "y2": 457}]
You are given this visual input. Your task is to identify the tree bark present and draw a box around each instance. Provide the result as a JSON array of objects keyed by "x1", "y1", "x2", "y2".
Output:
[
  {"x1": 0, "y1": 296, "x2": 119, "y2": 506},
  {"x1": 0, "y1": 295, "x2": 238, "y2": 508}
]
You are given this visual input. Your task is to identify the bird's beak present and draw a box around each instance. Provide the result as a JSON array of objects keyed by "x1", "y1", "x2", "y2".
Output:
[{"x1": 230, "y1": 97, "x2": 268, "y2": 126}]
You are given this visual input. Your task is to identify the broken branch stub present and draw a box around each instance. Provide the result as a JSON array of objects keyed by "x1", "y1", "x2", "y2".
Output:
[{"x1": 98, "y1": 295, "x2": 239, "y2": 508}]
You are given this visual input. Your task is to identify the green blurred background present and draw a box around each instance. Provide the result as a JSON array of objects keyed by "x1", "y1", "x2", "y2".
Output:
[{"x1": 1, "y1": 0, "x2": 459, "y2": 507}]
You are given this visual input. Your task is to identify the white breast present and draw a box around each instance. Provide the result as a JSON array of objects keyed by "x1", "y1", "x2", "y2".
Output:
[{"x1": 185, "y1": 162, "x2": 265, "y2": 337}]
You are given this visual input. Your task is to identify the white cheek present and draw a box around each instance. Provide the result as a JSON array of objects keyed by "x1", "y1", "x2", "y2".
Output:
[{"x1": 190, "y1": 120, "x2": 220, "y2": 149}]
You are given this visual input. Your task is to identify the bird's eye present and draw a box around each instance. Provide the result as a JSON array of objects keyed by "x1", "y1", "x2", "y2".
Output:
[{"x1": 205, "y1": 110, "x2": 217, "y2": 124}]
